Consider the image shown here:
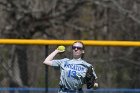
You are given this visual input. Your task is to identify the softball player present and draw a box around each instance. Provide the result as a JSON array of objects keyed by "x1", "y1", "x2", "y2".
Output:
[{"x1": 43, "y1": 41, "x2": 98, "y2": 93}]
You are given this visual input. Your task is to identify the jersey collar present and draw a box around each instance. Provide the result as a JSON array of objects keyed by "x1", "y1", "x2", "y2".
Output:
[{"x1": 72, "y1": 58, "x2": 82, "y2": 61}]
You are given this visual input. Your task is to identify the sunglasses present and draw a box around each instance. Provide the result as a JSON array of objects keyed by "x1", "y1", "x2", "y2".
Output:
[{"x1": 72, "y1": 46, "x2": 83, "y2": 50}]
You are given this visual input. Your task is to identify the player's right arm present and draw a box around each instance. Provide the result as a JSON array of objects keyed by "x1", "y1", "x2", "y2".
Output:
[{"x1": 43, "y1": 49, "x2": 60, "y2": 66}]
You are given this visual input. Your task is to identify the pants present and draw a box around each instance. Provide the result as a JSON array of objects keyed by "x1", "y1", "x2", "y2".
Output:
[{"x1": 58, "y1": 87, "x2": 83, "y2": 93}]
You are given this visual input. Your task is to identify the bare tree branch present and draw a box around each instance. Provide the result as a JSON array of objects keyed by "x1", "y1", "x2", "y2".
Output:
[
  {"x1": 91, "y1": 0, "x2": 140, "y2": 24},
  {"x1": 112, "y1": 0, "x2": 140, "y2": 24}
]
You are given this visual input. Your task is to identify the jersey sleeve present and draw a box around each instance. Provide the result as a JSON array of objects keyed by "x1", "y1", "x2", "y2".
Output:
[
  {"x1": 52, "y1": 58, "x2": 69, "y2": 67},
  {"x1": 92, "y1": 67, "x2": 98, "y2": 79},
  {"x1": 86, "y1": 63, "x2": 98, "y2": 79}
]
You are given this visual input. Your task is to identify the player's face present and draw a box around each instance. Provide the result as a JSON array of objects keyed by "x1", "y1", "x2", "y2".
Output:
[{"x1": 72, "y1": 42, "x2": 84, "y2": 59}]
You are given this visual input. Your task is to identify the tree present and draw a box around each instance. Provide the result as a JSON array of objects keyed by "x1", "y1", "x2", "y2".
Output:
[{"x1": 0, "y1": 0, "x2": 140, "y2": 88}]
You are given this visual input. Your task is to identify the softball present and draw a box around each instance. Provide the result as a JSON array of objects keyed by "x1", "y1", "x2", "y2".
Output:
[{"x1": 57, "y1": 45, "x2": 65, "y2": 51}]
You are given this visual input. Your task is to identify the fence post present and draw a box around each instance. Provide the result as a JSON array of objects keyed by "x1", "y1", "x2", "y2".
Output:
[{"x1": 45, "y1": 45, "x2": 49, "y2": 93}]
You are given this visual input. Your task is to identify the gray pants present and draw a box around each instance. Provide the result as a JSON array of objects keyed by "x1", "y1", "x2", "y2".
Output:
[{"x1": 58, "y1": 88, "x2": 83, "y2": 93}]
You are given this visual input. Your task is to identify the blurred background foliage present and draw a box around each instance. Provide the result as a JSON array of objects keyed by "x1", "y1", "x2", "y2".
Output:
[{"x1": 0, "y1": 0, "x2": 140, "y2": 89}]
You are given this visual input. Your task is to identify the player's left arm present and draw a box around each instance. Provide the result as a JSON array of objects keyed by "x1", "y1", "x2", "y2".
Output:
[
  {"x1": 84, "y1": 66, "x2": 99, "y2": 89},
  {"x1": 93, "y1": 79, "x2": 99, "y2": 89},
  {"x1": 92, "y1": 66, "x2": 99, "y2": 88}
]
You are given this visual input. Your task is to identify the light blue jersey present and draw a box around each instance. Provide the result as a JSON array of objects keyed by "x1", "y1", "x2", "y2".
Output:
[{"x1": 52, "y1": 58, "x2": 97, "y2": 90}]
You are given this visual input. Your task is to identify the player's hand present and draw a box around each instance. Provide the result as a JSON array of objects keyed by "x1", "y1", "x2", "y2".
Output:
[
  {"x1": 93, "y1": 83, "x2": 98, "y2": 89},
  {"x1": 56, "y1": 46, "x2": 65, "y2": 53}
]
